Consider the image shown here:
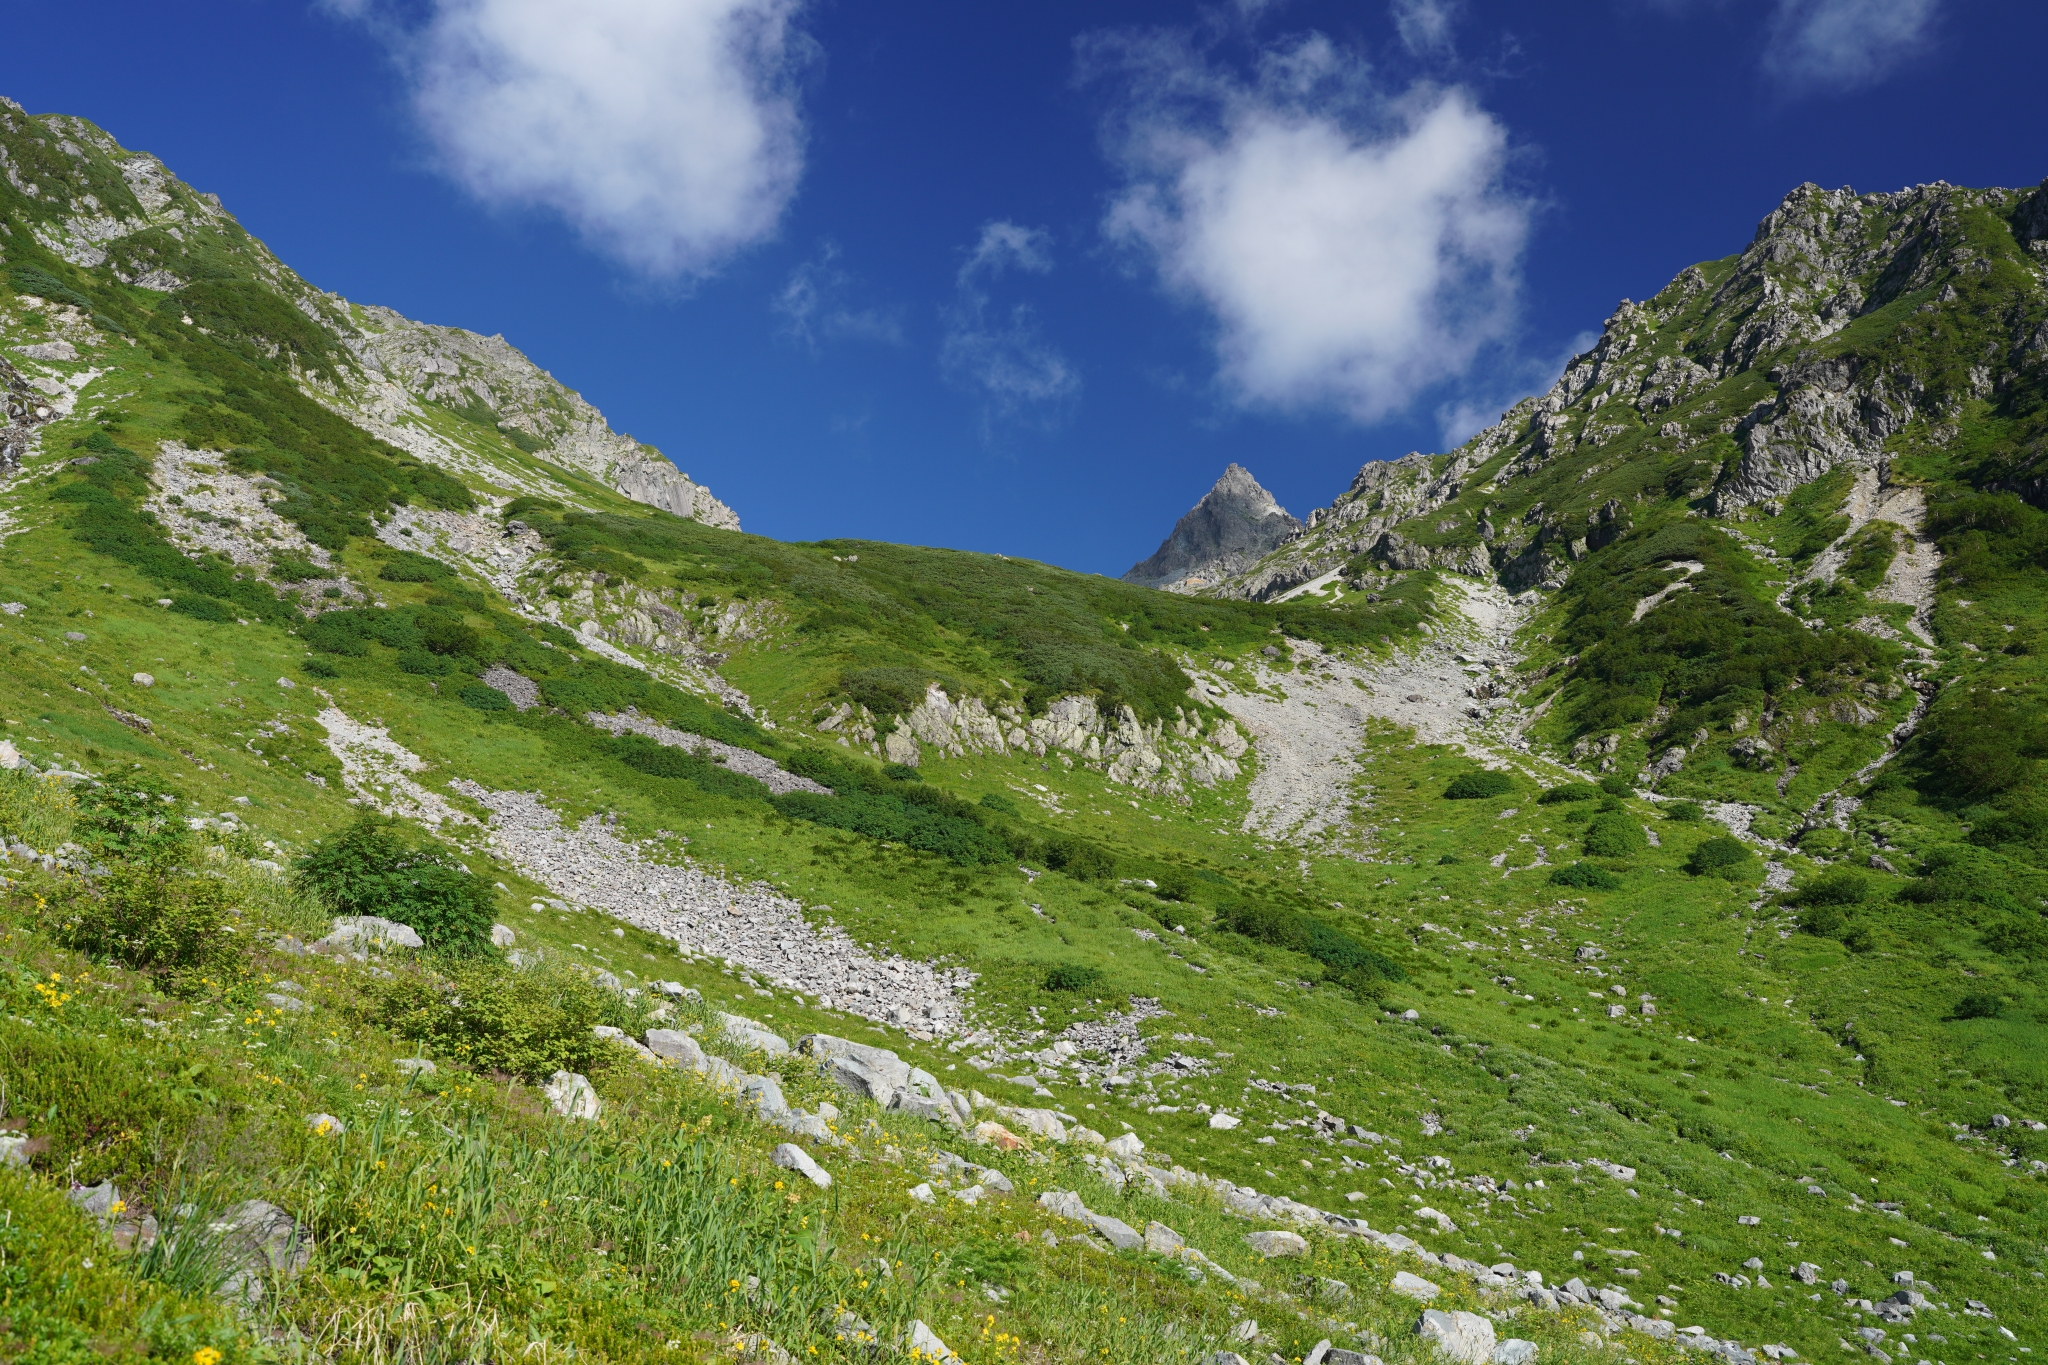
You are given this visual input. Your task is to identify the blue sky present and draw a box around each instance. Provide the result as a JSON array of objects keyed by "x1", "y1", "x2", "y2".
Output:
[{"x1": 9, "y1": 0, "x2": 2046, "y2": 575}]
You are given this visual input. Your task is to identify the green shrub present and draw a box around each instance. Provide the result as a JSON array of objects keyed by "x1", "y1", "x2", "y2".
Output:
[
  {"x1": 1583, "y1": 811, "x2": 1648, "y2": 859},
  {"x1": 1952, "y1": 992, "x2": 2004, "y2": 1021},
  {"x1": 74, "y1": 775, "x2": 188, "y2": 866},
  {"x1": 303, "y1": 657, "x2": 340, "y2": 679},
  {"x1": 882, "y1": 763, "x2": 922, "y2": 782},
  {"x1": 1599, "y1": 776, "x2": 1635, "y2": 797},
  {"x1": 44, "y1": 866, "x2": 241, "y2": 981},
  {"x1": 1215, "y1": 899, "x2": 1405, "y2": 983},
  {"x1": 1796, "y1": 868, "x2": 1871, "y2": 906},
  {"x1": 1551, "y1": 861, "x2": 1621, "y2": 890},
  {"x1": 169, "y1": 594, "x2": 236, "y2": 622},
  {"x1": 1664, "y1": 801, "x2": 1705, "y2": 822},
  {"x1": 380, "y1": 548, "x2": 456, "y2": 581},
  {"x1": 1686, "y1": 835, "x2": 1756, "y2": 880},
  {"x1": 459, "y1": 682, "x2": 511, "y2": 711},
  {"x1": 0, "y1": 1022, "x2": 205, "y2": 1184},
  {"x1": 269, "y1": 554, "x2": 323, "y2": 583},
  {"x1": 1042, "y1": 964, "x2": 1105, "y2": 992},
  {"x1": 979, "y1": 792, "x2": 1018, "y2": 816},
  {"x1": 1153, "y1": 870, "x2": 1193, "y2": 902},
  {"x1": 1537, "y1": 784, "x2": 1602, "y2": 805},
  {"x1": 295, "y1": 816, "x2": 497, "y2": 954},
  {"x1": 398, "y1": 647, "x2": 451, "y2": 676},
  {"x1": 369, "y1": 958, "x2": 608, "y2": 1079},
  {"x1": 0, "y1": 770, "x2": 75, "y2": 852},
  {"x1": 1443, "y1": 770, "x2": 1515, "y2": 800}
]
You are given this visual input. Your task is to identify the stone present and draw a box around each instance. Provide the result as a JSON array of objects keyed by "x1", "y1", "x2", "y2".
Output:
[
  {"x1": 1307, "y1": 1343, "x2": 1335, "y2": 1365},
  {"x1": 305, "y1": 1113, "x2": 345, "y2": 1137},
  {"x1": 214, "y1": 1199, "x2": 313, "y2": 1302},
  {"x1": 316, "y1": 915, "x2": 424, "y2": 953},
  {"x1": 1325, "y1": 1353, "x2": 1380, "y2": 1365},
  {"x1": 723, "y1": 1013, "x2": 790, "y2": 1056},
  {"x1": 771, "y1": 1142, "x2": 832, "y2": 1189},
  {"x1": 971, "y1": 1165, "x2": 1013, "y2": 1194},
  {"x1": 993, "y1": 1106, "x2": 1068, "y2": 1142},
  {"x1": 263, "y1": 991, "x2": 308, "y2": 1013},
  {"x1": 1090, "y1": 1214, "x2": 1143, "y2": 1251},
  {"x1": 1794, "y1": 1262, "x2": 1821, "y2": 1284},
  {"x1": 908, "y1": 1182, "x2": 935, "y2": 1204},
  {"x1": 0, "y1": 1132, "x2": 29, "y2": 1167},
  {"x1": 1105, "y1": 1132, "x2": 1145, "y2": 1159},
  {"x1": 1145, "y1": 1221, "x2": 1186, "y2": 1255},
  {"x1": 974, "y1": 1120, "x2": 1025, "y2": 1149},
  {"x1": 645, "y1": 1028, "x2": 706, "y2": 1066},
  {"x1": 741, "y1": 1073, "x2": 790, "y2": 1119},
  {"x1": 1038, "y1": 1189, "x2": 1091, "y2": 1221},
  {"x1": 1418, "y1": 1310, "x2": 1497, "y2": 1365},
  {"x1": 394, "y1": 1058, "x2": 436, "y2": 1075},
  {"x1": 1207, "y1": 1355, "x2": 1251, "y2": 1365},
  {"x1": 544, "y1": 1070, "x2": 601, "y2": 1120},
  {"x1": 1493, "y1": 1342, "x2": 1539, "y2": 1365},
  {"x1": 891, "y1": 1090, "x2": 964, "y2": 1128},
  {"x1": 491, "y1": 923, "x2": 517, "y2": 947},
  {"x1": 1393, "y1": 1271, "x2": 1442, "y2": 1300},
  {"x1": 131, "y1": 672, "x2": 153, "y2": 687},
  {"x1": 1208, "y1": 1110, "x2": 1241, "y2": 1129},
  {"x1": 1245, "y1": 1229, "x2": 1309, "y2": 1258},
  {"x1": 907, "y1": 1320, "x2": 960, "y2": 1364},
  {"x1": 276, "y1": 677, "x2": 295, "y2": 689}
]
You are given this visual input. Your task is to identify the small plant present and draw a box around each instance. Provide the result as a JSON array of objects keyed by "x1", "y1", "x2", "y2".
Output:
[
  {"x1": 1042, "y1": 963, "x2": 1105, "y2": 992},
  {"x1": 882, "y1": 763, "x2": 922, "y2": 782},
  {"x1": 1582, "y1": 811, "x2": 1647, "y2": 859},
  {"x1": 1952, "y1": 992, "x2": 2004, "y2": 1021},
  {"x1": 1598, "y1": 775, "x2": 1635, "y2": 797},
  {"x1": 296, "y1": 816, "x2": 497, "y2": 954},
  {"x1": 303, "y1": 657, "x2": 340, "y2": 678},
  {"x1": 1153, "y1": 869, "x2": 1193, "y2": 902},
  {"x1": 1537, "y1": 783, "x2": 1602, "y2": 805},
  {"x1": 45, "y1": 866, "x2": 241, "y2": 981},
  {"x1": 1443, "y1": 770, "x2": 1514, "y2": 800},
  {"x1": 458, "y1": 682, "x2": 511, "y2": 711},
  {"x1": 1686, "y1": 834, "x2": 1757, "y2": 880},
  {"x1": 1664, "y1": 801, "x2": 1705, "y2": 822},
  {"x1": 378, "y1": 550, "x2": 453, "y2": 583},
  {"x1": 1795, "y1": 868, "x2": 1870, "y2": 906},
  {"x1": 1551, "y1": 861, "x2": 1621, "y2": 890},
  {"x1": 978, "y1": 791, "x2": 1017, "y2": 816},
  {"x1": 370, "y1": 958, "x2": 608, "y2": 1079}
]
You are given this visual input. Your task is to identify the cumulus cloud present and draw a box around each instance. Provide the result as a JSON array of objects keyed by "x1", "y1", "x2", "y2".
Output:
[
  {"x1": 331, "y1": 0, "x2": 810, "y2": 279},
  {"x1": 939, "y1": 222, "x2": 1080, "y2": 431},
  {"x1": 1391, "y1": 0, "x2": 1460, "y2": 56},
  {"x1": 1083, "y1": 29, "x2": 1531, "y2": 426},
  {"x1": 1761, "y1": 0, "x2": 1937, "y2": 92},
  {"x1": 773, "y1": 243, "x2": 904, "y2": 348}
]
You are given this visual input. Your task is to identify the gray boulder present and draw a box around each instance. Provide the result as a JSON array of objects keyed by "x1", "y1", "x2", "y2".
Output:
[
  {"x1": 1418, "y1": 1309, "x2": 1496, "y2": 1365},
  {"x1": 722, "y1": 1013, "x2": 790, "y2": 1056},
  {"x1": 741, "y1": 1073, "x2": 790, "y2": 1120},
  {"x1": 544, "y1": 1070, "x2": 600, "y2": 1120},
  {"x1": 1494, "y1": 1342, "x2": 1539, "y2": 1365},
  {"x1": 771, "y1": 1142, "x2": 832, "y2": 1189},
  {"x1": 645, "y1": 1028, "x2": 706, "y2": 1065},
  {"x1": 314, "y1": 915, "x2": 422, "y2": 954}
]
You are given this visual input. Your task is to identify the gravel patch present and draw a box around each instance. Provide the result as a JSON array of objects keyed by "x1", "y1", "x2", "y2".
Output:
[
  {"x1": 450, "y1": 783, "x2": 971, "y2": 1035},
  {"x1": 314, "y1": 707, "x2": 475, "y2": 830},
  {"x1": 586, "y1": 710, "x2": 829, "y2": 796}
]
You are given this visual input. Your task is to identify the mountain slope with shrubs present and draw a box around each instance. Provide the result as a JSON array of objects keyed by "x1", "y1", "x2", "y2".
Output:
[{"x1": 0, "y1": 101, "x2": 2046, "y2": 1365}]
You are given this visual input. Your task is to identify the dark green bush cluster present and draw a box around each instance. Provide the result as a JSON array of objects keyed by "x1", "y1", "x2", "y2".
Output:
[
  {"x1": 1538, "y1": 783, "x2": 1602, "y2": 805},
  {"x1": 1582, "y1": 809, "x2": 1648, "y2": 859},
  {"x1": 368, "y1": 958, "x2": 609, "y2": 1080},
  {"x1": 1214, "y1": 899, "x2": 1405, "y2": 992},
  {"x1": 1686, "y1": 834, "x2": 1756, "y2": 880},
  {"x1": 1041, "y1": 964, "x2": 1105, "y2": 993},
  {"x1": 1551, "y1": 861, "x2": 1621, "y2": 890},
  {"x1": 378, "y1": 549, "x2": 455, "y2": 583},
  {"x1": 295, "y1": 816, "x2": 497, "y2": 954},
  {"x1": 45, "y1": 867, "x2": 240, "y2": 984},
  {"x1": 1443, "y1": 770, "x2": 1515, "y2": 800},
  {"x1": 1664, "y1": 801, "x2": 1704, "y2": 822}
]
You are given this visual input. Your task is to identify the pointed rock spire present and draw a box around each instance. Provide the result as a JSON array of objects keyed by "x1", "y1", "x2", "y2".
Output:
[{"x1": 1123, "y1": 464, "x2": 1302, "y2": 592}]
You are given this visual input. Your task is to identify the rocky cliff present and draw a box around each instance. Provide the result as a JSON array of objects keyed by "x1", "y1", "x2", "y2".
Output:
[{"x1": 1122, "y1": 463, "x2": 1300, "y2": 592}]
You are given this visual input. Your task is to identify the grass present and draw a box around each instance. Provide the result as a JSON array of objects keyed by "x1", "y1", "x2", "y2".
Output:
[{"x1": 3, "y1": 107, "x2": 2048, "y2": 1361}]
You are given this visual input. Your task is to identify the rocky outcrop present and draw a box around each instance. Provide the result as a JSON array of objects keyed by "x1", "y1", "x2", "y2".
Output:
[
  {"x1": 816, "y1": 684, "x2": 1246, "y2": 800},
  {"x1": 1124, "y1": 464, "x2": 1301, "y2": 593},
  {"x1": 336, "y1": 308, "x2": 741, "y2": 529}
]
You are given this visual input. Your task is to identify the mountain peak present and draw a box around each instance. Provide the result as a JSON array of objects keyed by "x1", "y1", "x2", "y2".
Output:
[{"x1": 1122, "y1": 463, "x2": 1301, "y2": 592}]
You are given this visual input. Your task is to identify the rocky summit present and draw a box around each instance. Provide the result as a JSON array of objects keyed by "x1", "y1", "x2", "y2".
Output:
[
  {"x1": 4, "y1": 95, "x2": 2048, "y2": 1365},
  {"x1": 1123, "y1": 461, "x2": 1302, "y2": 591}
]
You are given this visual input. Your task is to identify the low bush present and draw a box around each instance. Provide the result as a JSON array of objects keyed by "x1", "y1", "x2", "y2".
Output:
[
  {"x1": 44, "y1": 866, "x2": 241, "y2": 982},
  {"x1": 1952, "y1": 992, "x2": 2004, "y2": 1021},
  {"x1": 1443, "y1": 770, "x2": 1515, "y2": 800},
  {"x1": 1795, "y1": 868, "x2": 1871, "y2": 906},
  {"x1": 378, "y1": 549, "x2": 454, "y2": 583},
  {"x1": 1582, "y1": 811, "x2": 1648, "y2": 859},
  {"x1": 1664, "y1": 801, "x2": 1705, "y2": 822},
  {"x1": 459, "y1": 682, "x2": 512, "y2": 711},
  {"x1": 1215, "y1": 899, "x2": 1406, "y2": 984},
  {"x1": 1686, "y1": 834, "x2": 1757, "y2": 880},
  {"x1": 1599, "y1": 776, "x2": 1635, "y2": 797},
  {"x1": 1538, "y1": 783, "x2": 1602, "y2": 805},
  {"x1": 296, "y1": 816, "x2": 497, "y2": 954},
  {"x1": 369, "y1": 958, "x2": 610, "y2": 1079},
  {"x1": 1042, "y1": 963, "x2": 1105, "y2": 992},
  {"x1": 1551, "y1": 861, "x2": 1621, "y2": 890}
]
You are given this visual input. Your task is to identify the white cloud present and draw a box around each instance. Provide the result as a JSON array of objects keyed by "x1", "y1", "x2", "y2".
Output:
[
  {"x1": 940, "y1": 222, "x2": 1080, "y2": 431},
  {"x1": 1391, "y1": 0, "x2": 1459, "y2": 56},
  {"x1": 1762, "y1": 0, "x2": 1937, "y2": 92},
  {"x1": 773, "y1": 243, "x2": 904, "y2": 348},
  {"x1": 1085, "y1": 29, "x2": 1532, "y2": 425},
  {"x1": 334, "y1": 0, "x2": 810, "y2": 279}
]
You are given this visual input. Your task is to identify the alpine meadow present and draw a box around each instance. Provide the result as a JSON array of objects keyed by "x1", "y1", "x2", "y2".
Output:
[{"x1": 6, "y1": 98, "x2": 2048, "y2": 1365}]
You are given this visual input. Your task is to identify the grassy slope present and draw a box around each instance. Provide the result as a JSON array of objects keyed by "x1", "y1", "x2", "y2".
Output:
[{"x1": 0, "y1": 112, "x2": 2044, "y2": 1363}]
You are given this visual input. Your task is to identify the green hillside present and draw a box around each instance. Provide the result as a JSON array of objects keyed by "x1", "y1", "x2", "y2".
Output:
[{"x1": 1, "y1": 105, "x2": 2046, "y2": 1365}]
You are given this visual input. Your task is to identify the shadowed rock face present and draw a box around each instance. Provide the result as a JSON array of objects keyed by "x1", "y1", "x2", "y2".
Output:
[{"x1": 1123, "y1": 464, "x2": 1300, "y2": 593}]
